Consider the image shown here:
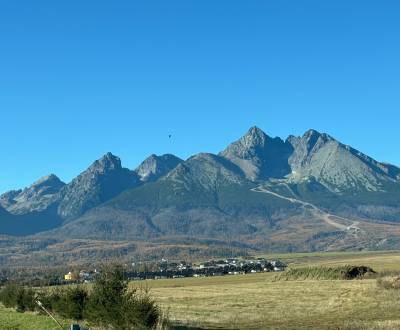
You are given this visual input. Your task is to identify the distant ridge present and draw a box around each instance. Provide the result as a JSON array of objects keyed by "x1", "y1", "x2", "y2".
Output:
[{"x1": 1, "y1": 127, "x2": 399, "y2": 257}]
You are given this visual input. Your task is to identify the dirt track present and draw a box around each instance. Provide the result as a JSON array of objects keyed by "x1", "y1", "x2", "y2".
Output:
[{"x1": 251, "y1": 185, "x2": 360, "y2": 232}]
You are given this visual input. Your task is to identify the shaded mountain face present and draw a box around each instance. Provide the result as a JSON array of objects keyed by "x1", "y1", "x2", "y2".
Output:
[
  {"x1": 0, "y1": 205, "x2": 11, "y2": 219},
  {"x1": 220, "y1": 126, "x2": 293, "y2": 181},
  {"x1": 378, "y1": 163, "x2": 400, "y2": 181},
  {"x1": 0, "y1": 174, "x2": 65, "y2": 214},
  {"x1": 0, "y1": 203, "x2": 63, "y2": 236},
  {"x1": 134, "y1": 154, "x2": 183, "y2": 182},
  {"x1": 57, "y1": 153, "x2": 140, "y2": 220}
]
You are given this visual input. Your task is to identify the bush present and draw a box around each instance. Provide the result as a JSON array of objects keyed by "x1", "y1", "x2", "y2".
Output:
[
  {"x1": 16, "y1": 287, "x2": 36, "y2": 312},
  {"x1": 0, "y1": 283, "x2": 36, "y2": 312},
  {"x1": 51, "y1": 287, "x2": 88, "y2": 321},
  {"x1": 85, "y1": 264, "x2": 162, "y2": 329},
  {"x1": 124, "y1": 288, "x2": 161, "y2": 329},
  {"x1": 275, "y1": 265, "x2": 375, "y2": 281},
  {"x1": 0, "y1": 283, "x2": 19, "y2": 308},
  {"x1": 35, "y1": 290, "x2": 59, "y2": 313}
]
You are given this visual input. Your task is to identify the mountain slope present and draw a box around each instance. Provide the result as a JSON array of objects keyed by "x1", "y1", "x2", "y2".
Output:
[
  {"x1": 58, "y1": 152, "x2": 140, "y2": 220},
  {"x1": 50, "y1": 153, "x2": 299, "y2": 240},
  {"x1": 0, "y1": 204, "x2": 63, "y2": 236}
]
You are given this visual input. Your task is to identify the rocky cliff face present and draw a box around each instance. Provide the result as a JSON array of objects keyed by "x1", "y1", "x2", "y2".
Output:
[
  {"x1": 287, "y1": 130, "x2": 395, "y2": 192},
  {"x1": 135, "y1": 154, "x2": 183, "y2": 182},
  {"x1": 57, "y1": 152, "x2": 139, "y2": 220},
  {"x1": 0, "y1": 189, "x2": 22, "y2": 209},
  {"x1": 219, "y1": 127, "x2": 398, "y2": 193},
  {"x1": 219, "y1": 126, "x2": 293, "y2": 180},
  {"x1": 0, "y1": 174, "x2": 65, "y2": 214}
]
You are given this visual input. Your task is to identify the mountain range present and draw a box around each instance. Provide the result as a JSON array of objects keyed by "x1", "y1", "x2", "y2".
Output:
[{"x1": 1, "y1": 126, "x2": 400, "y2": 264}]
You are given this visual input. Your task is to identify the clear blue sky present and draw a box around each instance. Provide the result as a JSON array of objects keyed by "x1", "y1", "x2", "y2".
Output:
[{"x1": 1, "y1": 1, "x2": 399, "y2": 193}]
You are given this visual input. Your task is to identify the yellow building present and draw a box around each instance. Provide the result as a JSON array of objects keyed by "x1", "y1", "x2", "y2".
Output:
[{"x1": 64, "y1": 271, "x2": 78, "y2": 281}]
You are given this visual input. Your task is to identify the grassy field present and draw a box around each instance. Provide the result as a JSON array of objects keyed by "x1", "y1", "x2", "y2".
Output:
[
  {"x1": 139, "y1": 250, "x2": 400, "y2": 329},
  {"x1": 3, "y1": 250, "x2": 400, "y2": 329},
  {"x1": 0, "y1": 307, "x2": 76, "y2": 330},
  {"x1": 263, "y1": 250, "x2": 400, "y2": 272}
]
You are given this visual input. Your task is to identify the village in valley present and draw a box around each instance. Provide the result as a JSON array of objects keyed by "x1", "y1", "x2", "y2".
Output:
[{"x1": 64, "y1": 257, "x2": 288, "y2": 283}]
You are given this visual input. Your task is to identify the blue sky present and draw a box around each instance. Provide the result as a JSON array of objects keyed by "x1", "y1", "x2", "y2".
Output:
[{"x1": 1, "y1": 1, "x2": 399, "y2": 193}]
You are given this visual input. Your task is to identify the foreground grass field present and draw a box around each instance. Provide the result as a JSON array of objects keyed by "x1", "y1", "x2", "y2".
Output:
[
  {"x1": 0, "y1": 307, "x2": 74, "y2": 330},
  {"x1": 142, "y1": 250, "x2": 400, "y2": 329},
  {"x1": 149, "y1": 276, "x2": 400, "y2": 329},
  {"x1": 2, "y1": 250, "x2": 400, "y2": 329}
]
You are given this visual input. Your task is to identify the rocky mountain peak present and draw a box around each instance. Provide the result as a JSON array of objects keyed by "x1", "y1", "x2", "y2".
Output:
[
  {"x1": 89, "y1": 152, "x2": 122, "y2": 173},
  {"x1": 303, "y1": 129, "x2": 333, "y2": 145},
  {"x1": 220, "y1": 127, "x2": 270, "y2": 160},
  {"x1": 135, "y1": 154, "x2": 183, "y2": 182},
  {"x1": 302, "y1": 129, "x2": 322, "y2": 145},
  {"x1": 0, "y1": 174, "x2": 65, "y2": 215},
  {"x1": 237, "y1": 126, "x2": 269, "y2": 152},
  {"x1": 57, "y1": 153, "x2": 139, "y2": 220},
  {"x1": 287, "y1": 130, "x2": 335, "y2": 168},
  {"x1": 220, "y1": 127, "x2": 292, "y2": 180},
  {"x1": 31, "y1": 174, "x2": 65, "y2": 189},
  {"x1": 247, "y1": 125, "x2": 268, "y2": 140}
]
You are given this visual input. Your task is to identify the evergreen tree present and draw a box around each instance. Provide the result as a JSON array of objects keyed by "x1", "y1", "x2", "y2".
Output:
[{"x1": 85, "y1": 264, "x2": 160, "y2": 329}]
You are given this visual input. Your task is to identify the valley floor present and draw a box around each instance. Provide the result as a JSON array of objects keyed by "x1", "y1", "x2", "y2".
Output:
[{"x1": 3, "y1": 251, "x2": 400, "y2": 329}]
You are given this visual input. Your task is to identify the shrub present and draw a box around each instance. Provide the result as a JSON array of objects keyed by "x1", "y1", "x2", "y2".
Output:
[
  {"x1": 35, "y1": 290, "x2": 60, "y2": 313},
  {"x1": 0, "y1": 283, "x2": 35, "y2": 312},
  {"x1": 16, "y1": 287, "x2": 36, "y2": 312},
  {"x1": 124, "y1": 288, "x2": 161, "y2": 329},
  {"x1": 51, "y1": 287, "x2": 88, "y2": 321},
  {"x1": 275, "y1": 265, "x2": 375, "y2": 281},
  {"x1": 85, "y1": 264, "x2": 162, "y2": 329},
  {"x1": 0, "y1": 283, "x2": 19, "y2": 308}
]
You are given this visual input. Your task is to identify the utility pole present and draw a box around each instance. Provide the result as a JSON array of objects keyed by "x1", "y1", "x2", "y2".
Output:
[{"x1": 35, "y1": 300, "x2": 63, "y2": 329}]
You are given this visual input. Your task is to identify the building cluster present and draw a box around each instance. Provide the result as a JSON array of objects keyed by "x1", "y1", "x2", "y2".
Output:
[
  {"x1": 64, "y1": 258, "x2": 287, "y2": 282},
  {"x1": 64, "y1": 269, "x2": 98, "y2": 282},
  {"x1": 128, "y1": 257, "x2": 287, "y2": 280}
]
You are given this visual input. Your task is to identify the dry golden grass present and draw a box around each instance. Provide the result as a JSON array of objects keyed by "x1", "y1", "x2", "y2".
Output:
[
  {"x1": 131, "y1": 251, "x2": 400, "y2": 329},
  {"x1": 263, "y1": 250, "x2": 400, "y2": 272},
  {"x1": 144, "y1": 277, "x2": 400, "y2": 329}
]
